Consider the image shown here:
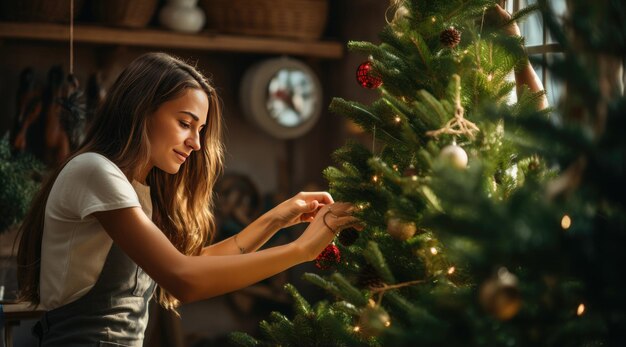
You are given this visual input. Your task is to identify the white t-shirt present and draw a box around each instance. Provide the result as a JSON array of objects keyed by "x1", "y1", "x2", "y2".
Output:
[{"x1": 39, "y1": 152, "x2": 153, "y2": 310}]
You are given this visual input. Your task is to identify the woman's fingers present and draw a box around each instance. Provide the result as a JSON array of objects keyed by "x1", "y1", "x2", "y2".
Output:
[
  {"x1": 321, "y1": 202, "x2": 359, "y2": 229},
  {"x1": 299, "y1": 191, "x2": 334, "y2": 205},
  {"x1": 334, "y1": 216, "x2": 362, "y2": 232},
  {"x1": 296, "y1": 199, "x2": 319, "y2": 213},
  {"x1": 326, "y1": 202, "x2": 354, "y2": 216},
  {"x1": 492, "y1": 4, "x2": 520, "y2": 36},
  {"x1": 322, "y1": 210, "x2": 361, "y2": 235},
  {"x1": 290, "y1": 192, "x2": 334, "y2": 224},
  {"x1": 351, "y1": 223, "x2": 366, "y2": 231},
  {"x1": 494, "y1": 4, "x2": 511, "y2": 20},
  {"x1": 300, "y1": 201, "x2": 355, "y2": 224},
  {"x1": 297, "y1": 205, "x2": 364, "y2": 261},
  {"x1": 298, "y1": 201, "x2": 325, "y2": 222}
]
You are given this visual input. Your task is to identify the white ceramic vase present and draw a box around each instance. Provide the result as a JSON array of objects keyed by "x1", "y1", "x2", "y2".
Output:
[{"x1": 159, "y1": 0, "x2": 205, "y2": 34}]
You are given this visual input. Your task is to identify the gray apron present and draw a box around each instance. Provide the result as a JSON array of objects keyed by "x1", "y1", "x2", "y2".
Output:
[{"x1": 33, "y1": 243, "x2": 156, "y2": 346}]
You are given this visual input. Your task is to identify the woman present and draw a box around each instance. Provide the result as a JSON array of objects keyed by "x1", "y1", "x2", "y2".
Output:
[{"x1": 17, "y1": 52, "x2": 359, "y2": 346}]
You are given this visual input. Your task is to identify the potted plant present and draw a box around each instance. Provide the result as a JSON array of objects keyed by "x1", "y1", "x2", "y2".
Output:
[{"x1": 0, "y1": 133, "x2": 44, "y2": 300}]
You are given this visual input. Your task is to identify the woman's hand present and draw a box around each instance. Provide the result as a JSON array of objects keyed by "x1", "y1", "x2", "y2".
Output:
[
  {"x1": 493, "y1": 4, "x2": 521, "y2": 37},
  {"x1": 293, "y1": 202, "x2": 362, "y2": 262},
  {"x1": 269, "y1": 191, "x2": 334, "y2": 230}
]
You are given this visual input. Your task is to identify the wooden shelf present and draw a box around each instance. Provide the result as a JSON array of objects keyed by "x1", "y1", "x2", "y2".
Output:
[{"x1": 0, "y1": 22, "x2": 344, "y2": 59}]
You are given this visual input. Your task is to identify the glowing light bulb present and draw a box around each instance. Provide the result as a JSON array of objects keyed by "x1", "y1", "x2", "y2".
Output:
[
  {"x1": 447, "y1": 266, "x2": 455, "y2": 274},
  {"x1": 431, "y1": 17, "x2": 436, "y2": 23},
  {"x1": 353, "y1": 326, "x2": 361, "y2": 332},
  {"x1": 384, "y1": 320, "x2": 391, "y2": 327},
  {"x1": 394, "y1": 116, "x2": 401, "y2": 123},
  {"x1": 577, "y1": 303, "x2": 585, "y2": 316},
  {"x1": 430, "y1": 247, "x2": 438, "y2": 255},
  {"x1": 561, "y1": 215, "x2": 572, "y2": 230},
  {"x1": 411, "y1": 175, "x2": 418, "y2": 181},
  {"x1": 392, "y1": 164, "x2": 399, "y2": 171},
  {"x1": 372, "y1": 175, "x2": 379, "y2": 183}
]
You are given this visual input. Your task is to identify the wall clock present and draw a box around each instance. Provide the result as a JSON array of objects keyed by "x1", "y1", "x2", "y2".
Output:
[{"x1": 240, "y1": 57, "x2": 323, "y2": 139}]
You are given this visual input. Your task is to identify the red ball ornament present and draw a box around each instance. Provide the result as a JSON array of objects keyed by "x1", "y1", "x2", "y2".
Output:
[
  {"x1": 315, "y1": 244, "x2": 341, "y2": 270},
  {"x1": 356, "y1": 61, "x2": 383, "y2": 89}
]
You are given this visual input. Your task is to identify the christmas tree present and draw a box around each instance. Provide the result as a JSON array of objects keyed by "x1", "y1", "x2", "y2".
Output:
[{"x1": 231, "y1": 0, "x2": 626, "y2": 345}]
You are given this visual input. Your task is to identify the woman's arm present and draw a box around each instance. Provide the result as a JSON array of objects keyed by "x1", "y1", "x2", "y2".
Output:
[
  {"x1": 514, "y1": 62, "x2": 549, "y2": 110},
  {"x1": 201, "y1": 211, "x2": 281, "y2": 256},
  {"x1": 201, "y1": 191, "x2": 333, "y2": 256},
  {"x1": 495, "y1": 4, "x2": 549, "y2": 110},
  {"x1": 94, "y1": 201, "x2": 357, "y2": 304}
]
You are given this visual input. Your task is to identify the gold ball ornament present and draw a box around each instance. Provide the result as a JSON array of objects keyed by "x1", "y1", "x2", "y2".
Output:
[
  {"x1": 439, "y1": 143, "x2": 468, "y2": 169},
  {"x1": 479, "y1": 267, "x2": 522, "y2": 320},
  {"x1": 387, "y1": 217, "x2": 417, "y2": 241},
  {"x1": 358, "y1": 306, "x2": 391, "y2": 338}
]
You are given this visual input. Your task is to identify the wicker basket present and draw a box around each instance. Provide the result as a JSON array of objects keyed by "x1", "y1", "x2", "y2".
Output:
[
  {"x1": 199, "y1": 0, "x2": 328, "y2": 40},
  {"x1": 93, "y1": 0, "x2": 158, "y2": 28},
  {"x1": 0, "y1": 0, "x2": 84, "y2": 23}
]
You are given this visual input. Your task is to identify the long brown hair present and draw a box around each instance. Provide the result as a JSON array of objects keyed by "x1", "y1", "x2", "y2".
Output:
[{"x1": 17, "y1": 52, "x2": 224, "y2": 310}]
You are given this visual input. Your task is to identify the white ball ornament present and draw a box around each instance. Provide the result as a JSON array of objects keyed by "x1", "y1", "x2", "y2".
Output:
[{"x1": 439, "y1": 143, "x2": 468, "y2": 169}]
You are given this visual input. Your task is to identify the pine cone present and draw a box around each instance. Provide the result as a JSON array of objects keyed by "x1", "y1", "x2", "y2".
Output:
[
  {"x1": 358, "y1": 264, "x2": 385, "y2": 289},
  {"x1": 440, "y1": 27, "x2": 461, "y2": 48},
  {"x1": 528, "y1": 155, "x2": 541, "y2": 171},
  {"x1": 338, "y1": 227, "x2": 359, "y2": 247}
]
